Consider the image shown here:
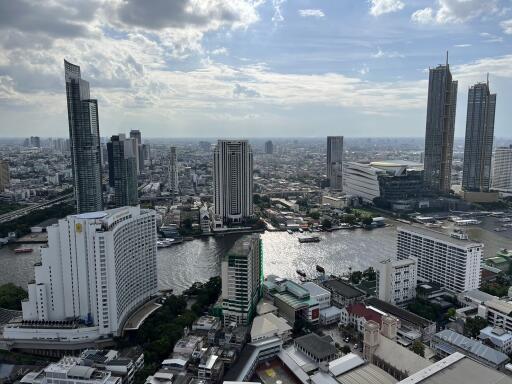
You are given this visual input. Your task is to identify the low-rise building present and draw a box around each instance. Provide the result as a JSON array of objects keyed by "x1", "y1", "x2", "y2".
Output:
[
  {"x1": 376, "y1": 258, "x2": 417, "y2": 307},
  {"x1": 322, "y1": 279, "x2": 366, "y2": 308},
  {"x1": 172, "y1": 335, "x2": 204, "y2": 361},
  {"x1": 250, "y1": 313, "x2": 292, "y2": 343},
  {"x1": 293, "y1": 333, "x2": 337, "y2": 363},
  {"x1": 479, "y1": 326, "x2": 512, "y2": 354},
  {"x1": 301, "y1": 282, "x2": 331, "y2": 310},
  {"x1": 479, "y1": 298, "x2": 512, "y2": 333}
]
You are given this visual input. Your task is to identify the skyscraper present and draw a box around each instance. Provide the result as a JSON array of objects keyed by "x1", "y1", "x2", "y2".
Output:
[
  {"x1": 327, "y1": 136, "x2": 344, "y2": 190},
  {"x1": 168, "y1": 146, "x2": 179, "y2": 194},
  {"x1": 129, "y1": 130, "x2": 143, "y2": 174},
  {"x1": 8, "y1": 206, "x2": 157, "y2": 340},
  {"x1": 221, "y1": 234, "x2": 262, "y2": 326},
  {"x1": 30, "y1": 136, "x2": 41, "y2": 148},
  {"x1": 462, "y1": 81, "x2": 496, "y2": 192},
  {"x1": 423, "y1": 56, "x2": 458, "y2": 194},
  {"x1": 492, "y1": 145, "x2": 512, "y2": 193},
  {"x1": 265, "y1": 140, "x2": 274, "y2": 155},
  {"x1": 107, "y1": 134, "x2": 139, "y2": 207},
  {"x1": 65, "y1": 60, "x2": 103, "y2": 213},
  {"x1": 0, "y1": 160, "x2": 9, "y2": 192},
  {"x1": 213, "y1": 140, "x2": 253, "y2": 224}
]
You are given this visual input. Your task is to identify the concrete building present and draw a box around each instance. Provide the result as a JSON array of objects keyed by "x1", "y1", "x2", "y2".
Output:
[
  {"x1": 479, "y1": 326, "x2": 512, "y2": 354},
  {"x1": 322, "y1": 279, "x2": 365, "y2": 308},
  {"x1": 4, "y1": 206, "x2": 157, "y2": 345},
  {"x1": 167, "y1": 147, "x2": 178, "y2": 194},
  {"x1": 423, "y1": 57, "x2": 458, "y2": 194},
  {"x1": 0, "y1": 160, "x2": 10, "y2": 192},
  {"x1": 221, "y1": 235, "x2": 262, "y2": 326},
  {"x1": 493, "y1": 145, "x2": 512, "y2": 193},
  {"x1": 327, "y1": 136, "x2": 343, "y2": 190},
  {"x1": 301, "y1": 282, "x2": 330, "y2": 310},
  {"x1": 294, "y1": 333, "x2": 337, "y2": 363},
  {"x1": 462, "y1": 81, "x2": 496, "y2": 192},
  {"x1": 376, "y1": 258, "x2": 417, "y2": 307},
  {"x1": 250, "y1": 313, "x2": 292, "y2": 342},
  {"x1": 65, "y1": 60, "x2": 103, "y2": 213},
  {"x1": 129, "y1": 130, "x2": 143, "y2": 175},
  {"x1": 479, "y1": 298, "x2": 512, "y2": 334},
  {"x1": 264, "y1": 140, "x2": 273, "y2": 155},
  {"x1": 107, "y1": 135, "x2": 138, "y2": 207},
  {"x1": 397, "y1": 226, "x2": 483, "y2": 293},
  {"x1": 213, "y1": 140, "x2": 253, "y2": 225}
]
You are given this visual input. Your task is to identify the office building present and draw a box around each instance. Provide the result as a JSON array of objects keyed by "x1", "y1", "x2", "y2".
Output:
[
  {"x1": 65, "y1": 60, "x2": 103, "y2": 213},
  {"x1": 30, "y1": 136, "x2": 41, "y2": 148},
  {"x1": 264, "y1": 140, "x2": 274, "y2": 155},
  {"x1": 129, "y1": 130, "x2": 143, "y2": 174},
  {"x1": 213, "y1": 140, "x2": 253, "y2": 225},
  {"x1": 397, "y1": 226, "x2": 482, "y2": 293},
  {"x1": 423, "y1": 57, "x2": 458, "y2": 194},
  {"x1": 376, "y1": 258, "x2": 417, "y2": 307},
  {"x1": 107, "y1": 135, "x2": 138, "y2": 207},
  {"x1": 0, "y1": 160, "x2": 9, "y2": 192},
  {"x1": 4, "y1": 206, "x2": 157, "y2": 344},
  {"x1": 343, "y1": 161, "x2": 424, "y2": 205},
  {"x1": 462, "y1": 81, "x2": 496, "y2": 192},
  {"x1": 221, "y1": 234, "x2": 262, "y2": 326},
  {"x1": 492, "y1": 145, "x2": 512, "y2": 193},
  {"x1": 327, "y1": 136, "x2": 343, "y2": 190},
  {"x1": 168, "y1": 147, "x2": 178, "y2": 194}
]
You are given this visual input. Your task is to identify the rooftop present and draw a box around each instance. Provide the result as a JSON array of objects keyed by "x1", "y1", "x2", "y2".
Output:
[
  {"x1": 374, "y1": 335, "x2": 430, "y2": 375},
  {"x1": 485, "y1": 299, "x2": 512, "y2": 314},
  {"x1": 294, "y1": 333, "x2": 336, "y2": 360},
  {"x1": 365, "y1": 297, "x2": 433, "y2": 328},
  {"x1": 302, "y1": 282, "x2": 330, "y2": 298},
  {"x1": 347, "y1": 303, "x2": 383, "y2": 325},
  {"x1": 322, "y1": 279, "x2": 365, "y2": 299},
  {"x1": 397, "y1": 225, "x2": 483, "y2": 248},
  {"x1": 337, "y1": 363, "x2": 397, "y2": 384}
]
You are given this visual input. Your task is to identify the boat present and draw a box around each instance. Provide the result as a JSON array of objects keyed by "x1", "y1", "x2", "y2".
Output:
[
  {"x1": 296, "y1": 269, "x2": 306, "y2": 278},
  {"x1": 299, "y1": 236, "x2": 321, "y2": 243},
  {"x1": 14, "y1": 247, "x2": 33, "y2": 253}
]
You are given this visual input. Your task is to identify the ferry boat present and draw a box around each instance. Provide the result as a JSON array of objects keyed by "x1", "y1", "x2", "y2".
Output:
[
  {"x1": 495, "y1": 227, "x2": 507, "y2": 232},
  {"x1": 14, "y1": 247, "x2": 33, "y2": 253},
  {"x1": 298, "y1": 236, "x2": 320, "y2": 243}
]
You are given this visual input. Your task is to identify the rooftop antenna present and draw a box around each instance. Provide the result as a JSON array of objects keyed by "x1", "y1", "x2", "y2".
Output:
[{"x1": 446, "y1": 50, "x2": 449, "y2": 66}]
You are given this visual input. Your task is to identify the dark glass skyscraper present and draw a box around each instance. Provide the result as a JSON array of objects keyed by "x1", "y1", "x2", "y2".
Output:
[
  {"x1": 423, "y1": 58, "x2": 458, "y2": 194},
  {"x1": 107, "y1": 134, "x2": 138, "y2": 207},
  {"x1": 462, "y1": 81, "x2": 496, "y2": 192},
  {"x1": 327, "y1": 136, "x2": 344, "y2": 190},
  {"x1": 64, "y1": 60, "x2": 103, "y2": 213}
]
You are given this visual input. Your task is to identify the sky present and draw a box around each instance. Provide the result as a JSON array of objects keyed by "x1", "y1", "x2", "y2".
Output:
[{"x1": 0, "y1": 0, "x2": 512, "y2": 138}]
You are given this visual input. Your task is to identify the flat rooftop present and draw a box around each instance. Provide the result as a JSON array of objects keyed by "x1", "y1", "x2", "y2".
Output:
[
  {"x1": 322, "y1": 280, "x2": 365, "y2": 299},
  {"x1": 397, "y1": 225, "x2": 483, "y2": 248},
  {"x1": 366, "y1": 297, "x2": 433, "y2": 328}
]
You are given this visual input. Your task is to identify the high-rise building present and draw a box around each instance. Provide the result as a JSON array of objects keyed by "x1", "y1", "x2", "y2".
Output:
[
  {"x1": 492, "y1": 145, "x2": 512, "y2": 193},
  {"x1": 213, "y1": 140, "x2": 253, "y2": 224},
  {"x1": 376, "y1": 258, "x2": 417, "y2": 307},
  {"x1": 462, "y1": 81, "x2": 496, "y2": 192},
  {"x1": 168, "y1": 147, "x2": 179, "y2": 194},
  {"x1": 65, "y1": 60, "x2": 103, "y2": 213},
  {"x1": 0, "y1": 160, "x2": 11, "y2": 192},
  {"x1": 221, "y1": 234, "x2": 262, "y2": 326},
  {"x1": 265, "y1": 140, "x2": 274, "y2": 155},
  {"x1": 327, "y1": 136, "x2": 343, "y2": 190},
  {"x1": 30, "y1": 136, "x2": 41, "y2": 148},
  {"x1": 6, "y1": 206, "x2": 157, "y2": 342},
  {"x1": 423, "y1": 57, "x2": 458, "y2": 194},
  {"x1": 129, "y1": 130, "x2": 143, "y2": 174},
  {"x1": 397, "y1": 226, "x2": 482, "y2": 293},
  {"x1": 0, "y1": 160, "x2": 9, "y2": 192},
  {"x1": 107, "y1": 134, "x2": 138, "y2": 207}
]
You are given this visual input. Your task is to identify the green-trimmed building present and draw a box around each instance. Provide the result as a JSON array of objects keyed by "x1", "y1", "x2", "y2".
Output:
[{"x1": 221, "y1": 234, "x2": 263, "y2": 326}]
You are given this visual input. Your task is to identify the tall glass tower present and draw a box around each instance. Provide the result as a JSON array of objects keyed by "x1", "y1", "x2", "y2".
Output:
[
  {"x1": 107, "y1": 134, "x2": 139, "y2": 207},
  {"x1": 423, "y1": 56, "x2": 458, "y2": 194},
  {"x1": 462, "y1": 81, "x2": 496, "y2": 192},
  {"x1": 65, "y1": 60, "x2": 103, "y2": 213}
]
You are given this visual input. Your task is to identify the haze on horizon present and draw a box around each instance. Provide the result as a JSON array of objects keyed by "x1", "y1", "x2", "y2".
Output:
[{"x1": 1, "y1": 0, "x2": 512, "y2": 138}]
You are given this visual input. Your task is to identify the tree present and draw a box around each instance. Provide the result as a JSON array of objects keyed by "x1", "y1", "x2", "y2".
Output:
[
  {"x1": 411, "y1": 340, "x2": 425, "y2": 357},
  {"x1": 0, "y1": 284, "x2": 28, "y2": 310},
  {"x1": 363, "y1": 267, "x2": 376, "y2": 281},
  {"x1": 321, "y1": 219, "x2": 332, "y2": 229},
  {"x1": 341, "y1": 345, "x2": 351, "y2": 355},
  {"x1": 309, "y1": 211, "x2": 320, "y2": 220},
  {"x1": 361, "y1": 216, "x2": 373, "y2": 226},
  {"x1": 350, "y1": 271, "x2": 363, "y2": 285},
  {"x1": 445, "y1": 308, "x2": 456, "y2": 320},
  {"x1": 464, "y1": 316, "x2": 488, "y2": 338}
]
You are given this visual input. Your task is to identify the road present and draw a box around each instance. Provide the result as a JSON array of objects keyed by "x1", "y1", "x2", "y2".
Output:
[{"x1": 0, "y1": 193, "x2": 74, "y2": 224}]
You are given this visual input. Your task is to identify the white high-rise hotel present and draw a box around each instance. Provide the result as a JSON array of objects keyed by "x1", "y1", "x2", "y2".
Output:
[
  {"x1": 493, "y1": 145, "x2": 512, "y2": 193},
  {"x1": 397, "y1": 226, "x2": 482, "y2": 293},
  {"x1": 213, "y1": 140, "x2": 253, "y2": 224},
  {"x1": 5, "y1": 206, "x2": 157, "y2": 342}
]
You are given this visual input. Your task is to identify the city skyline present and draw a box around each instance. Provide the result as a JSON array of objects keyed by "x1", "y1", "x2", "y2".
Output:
[{"x1": 1, "y1": 1, "x2": 512, "y2": 138}]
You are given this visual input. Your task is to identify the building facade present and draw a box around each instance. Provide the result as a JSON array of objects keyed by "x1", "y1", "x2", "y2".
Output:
[
  {"x1": 462, "y1": 82, "x2": 496, "y2": 192},
  {"x1": 397, "y1": 226, "x2": 482, "y2": 293},
  {"x1": 264, "y1": 140, "x2": 274, "y2": 155},
  {"x1": 492, "y1": 145, "x2": 512, "y2": 193},
  {"x1": 327, "y1": 136, "x2": 344, "y2": 190},
  {"x1": 376, "y1": 258, "x2": 417, "y2": 307},
  {"x1": 168, "y1": 147, "x2": 178, "y2": 194},
  {"x1": 129, "y1": 130, "x2": 143, "y2": 175},
  {"x1": 65, "y1": 60, "x2": 103, "y2": 213},
  {"x1": 221, "y1": 234, "x2": 262, "y2": 326},
  {"x1": 0, "y1": 160, "x2": 9, "y2": 192},
  {"x1": 213, "y1": 140, "x2": 253, "y2": 225},
  {"x1": 107, "y1": 135, "x2": 138, "y2": 207},
  {"x1": 10, "y1": 206, "x2": 157, "y2": 340},
  {"x1": 423, "y1": 60, "x2": 458, "y2": 194}
]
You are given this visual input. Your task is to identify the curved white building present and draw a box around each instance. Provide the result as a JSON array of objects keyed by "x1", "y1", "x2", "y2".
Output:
[{"x1": 5, "y1": 206, "x2": 157, "y2": 345}]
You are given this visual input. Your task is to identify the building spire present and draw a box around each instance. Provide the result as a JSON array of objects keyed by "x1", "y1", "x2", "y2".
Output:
[
  {"x1": 446, "y1": 50, "x2": 449, "y2": 66},
  {"x1": 486, "y1": 72, "x2": 489, "y2": 87}
]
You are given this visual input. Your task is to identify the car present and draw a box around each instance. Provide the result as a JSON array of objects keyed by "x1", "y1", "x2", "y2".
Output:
[{"x1": 344, "y1": 337, "x2": 350, "y2": 342}]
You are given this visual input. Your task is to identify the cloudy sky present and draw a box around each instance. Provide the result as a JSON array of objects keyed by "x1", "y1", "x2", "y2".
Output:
[{"x1": 0, "y1": 0, "x2": 511, "y2": 138}]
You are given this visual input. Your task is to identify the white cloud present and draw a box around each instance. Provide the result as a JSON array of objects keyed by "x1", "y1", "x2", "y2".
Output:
[
  {"x1": 369, "y1": 0, "x2": 405, "y2": 17},
  {"x1": 411, "y1": 0, "x2": 499, "y2": 24},
  {"x1": 298, "y1": 9, "x2": 325, "y2": 18},
  {"x1": 272, "y1": 0, "x2": 286, "y2": 25},
  {"x1": 453, "y1": 54, "x2": 512, "y2": 86},
  {"x1": 480, "y1": 32, "x2": 503, "y2": 43},
  {"x1": 500, "y1": 19, "x2": 512, "y2": 34},
  {"x1": 454, "y1": 44, "x2": 471, "y2": 48},
  {"x1": 372, "y1": 48, "x2": 404, "y2": 58},
  {"x1": 210, "y1": 47, "x2": 229, "y2": 55}
]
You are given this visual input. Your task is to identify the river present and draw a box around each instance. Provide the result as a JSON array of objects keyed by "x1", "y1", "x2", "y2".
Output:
[{"x1": 0, "y1": 219, "x2": 510, "y2": 294}]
